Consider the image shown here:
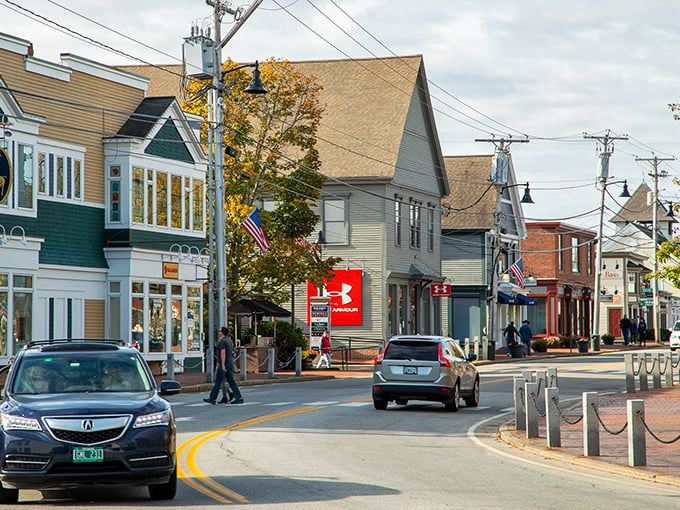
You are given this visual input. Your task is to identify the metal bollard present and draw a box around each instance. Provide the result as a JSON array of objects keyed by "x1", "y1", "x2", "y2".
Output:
[
  {"x1": 664, "y1": 354, "x2": 673, "y2": 388},
  {"x1": 547, "y1": 368, "x2": 558, "y2": 388},
  {"x1": 624, "y1": 354, "x2": 635, "y2": 393},
  {"x1": 295, "y1": 347, "x2": 302, "y2": 376},
  {"x1": 525, "y1": 382, "x2": 539, "y2": 438},
  {"x1": 473, "y1": 336, "x2": 479, "y2": 359},
  {"x1": 464, "y1": 338, "x2": 470, "y2": 357},
  {"x1": 627, "y1": 399, "x2": 646, "y2": 466},
  {"x1": 652, "y1": 352, "x2": 661, "y2": 389},
  {"x1": 482, "y1": 337, "x2": 488, "y2": 360},
  {"x1": 546, "y1": 387, "x2": 560, "y2": 447},
  {"x1": 166, "y1": 353, "x2": 174, "y2": 380},
  {"x1": 583, "y1": 392, "x2": 599, "y2": 456},
  {"x1": 513, "y1": 376, "x2": 527, "y2": 431},
  {"x1": 522, "y1": 370, "x2": 534, "y2": 383},
  {"x1": 268, "y1": 348, "x2": 275, "y2": 379},
  {"x1": 638, "y1": 354, "x2": 648, "y2": 391},
  {"x1": 536, "y1": 371, "x2": 546, "y2": 392},
  {"x1": 240, "y1": 348, "x2": 248, "y2": 381}
]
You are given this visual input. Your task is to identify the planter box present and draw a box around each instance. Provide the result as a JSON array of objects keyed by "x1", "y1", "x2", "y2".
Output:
[
  {"x1": 577, "y1": 341, "x2": 589, "y2": 353},
  {"x1": 510, "y1": 343, "x2": 525, "y2": 358}
]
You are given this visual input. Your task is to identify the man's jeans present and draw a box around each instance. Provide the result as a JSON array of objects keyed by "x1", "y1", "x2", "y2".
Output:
[{"x1": 209, "y1": 366, "x2": 242, "y2": 402}]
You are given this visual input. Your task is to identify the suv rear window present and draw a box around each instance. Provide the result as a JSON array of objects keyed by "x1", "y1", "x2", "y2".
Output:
[
  {"x1": 674, "y1": 322, "x2": 680, "y2": 331},
  {"x1": 383, "y1": 341, "x2": 438, "y2": 361}
]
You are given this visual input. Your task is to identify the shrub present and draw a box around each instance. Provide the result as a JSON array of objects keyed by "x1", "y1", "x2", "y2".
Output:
[
  {"x1": 544, "y1": 337, "x2": 561, "y2": 349},
  {"x1": 244, "y1": 320, "x2": 307, "y2": 360},
  {"x1": 559, "y1": 337, "x2": 581, "y2": 348},
  {"x1": 601, "y1": 334, "x2": 615, "y2": 345},
  {"x1": 531, "y1": 338, "x2": 548, "y2": 353}
]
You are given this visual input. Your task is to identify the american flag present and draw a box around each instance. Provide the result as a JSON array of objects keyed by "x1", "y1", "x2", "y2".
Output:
[
  {"x1": 510, "y1": 258, "x2": 525, "y2": 288},
  {"x1": 242, "y1": 207, "x2": 270, "y2": 254}
]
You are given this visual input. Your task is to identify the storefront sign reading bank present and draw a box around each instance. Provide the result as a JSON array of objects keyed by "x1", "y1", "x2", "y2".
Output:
[{"x1": 307, "y1": 269, "x2": 362, "y2": 326}]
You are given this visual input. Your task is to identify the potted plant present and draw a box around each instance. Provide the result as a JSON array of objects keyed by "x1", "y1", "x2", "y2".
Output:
[
  {"x1": 577, "y1": 338, "x2": 589, "y2": 353},
  {"x1": 301, "y1": 349, "x2": 319, "y2": 370},
  {"x1": 509, "y1": 341, "x2": 525, "y2": 358},
  {"x1": 601, "y1": 333, "x2": 615, "y2": 345},
  {"x1": 531, "y1": 338, "x2": 548, "y2": 353}
]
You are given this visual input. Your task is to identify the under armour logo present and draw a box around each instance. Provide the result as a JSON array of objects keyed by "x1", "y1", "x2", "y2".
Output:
[{"x1": 324, "y1": 283, "x2": 353, "y2": 304}]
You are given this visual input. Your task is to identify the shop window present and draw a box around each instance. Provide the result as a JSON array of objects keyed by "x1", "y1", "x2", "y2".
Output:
[
  {"x1": 187, "y1": 288, "x2": 201, "y2": 352},
  {"x1": 157, "y1": 171, "x2": 168, "y2": 227},
  {"x1": 193, "y1": 180, "x2": 204, "y2": 231},
  {"x1": 322, "y1": 198, "x2": 347, "y2": 244},
  {"x1": 131, "y1": 282, "x2": 145, "y2": 352},
  {"x1": 17, "y1": 144, "x2": 33, "y2": 209},
  {"x1": 409, "y1": 200, "x2": 421, "y2": 249}
]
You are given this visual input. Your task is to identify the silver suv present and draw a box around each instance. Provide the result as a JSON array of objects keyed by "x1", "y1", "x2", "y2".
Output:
[{"x1": 372, "y1": 335, "x2": 479, "y2": 411}]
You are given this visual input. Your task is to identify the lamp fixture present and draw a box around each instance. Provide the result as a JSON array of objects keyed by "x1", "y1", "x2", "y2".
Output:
[
  {"x1": 619, "y1": 180, "x2": 631, "y2": 198},
  {"x1": 520, "y1": 183, "x2": 534, "y2": 204},
  {"x1": 243, "y1": 61, "x2": 268, "y2": 94},
  {"x1": 667, "y1": 202, "x2": 675, "y2": 218}
]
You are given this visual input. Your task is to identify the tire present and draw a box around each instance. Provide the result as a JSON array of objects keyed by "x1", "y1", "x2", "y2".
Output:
[
  {"x1": 464, "y1": 378, "x2": 480, "y2": 408},
  {"x1": 373, "y1": 398, "x2": 388, "y2": 410},
  {"x1": 444, "y1": 382, "x2": 460, "y2": 412},
  {"x1": 0, "y1": 485, "x2": 18, "y2": 505},
  {"x1": 395, "y1": 398, "x2": 408, "y2": 406},
  {"x1": 149, "y1": 467, "x2": 177, "y2": 500}
]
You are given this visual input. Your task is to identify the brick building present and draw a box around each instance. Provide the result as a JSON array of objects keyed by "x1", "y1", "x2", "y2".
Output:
[{"x1": 521, "y1": 222, "x2": 596, "y2": 338}]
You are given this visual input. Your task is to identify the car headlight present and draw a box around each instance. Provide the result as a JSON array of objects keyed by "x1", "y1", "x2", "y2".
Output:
[
  {"x1": 1, "y1": 414, "x2": 42, "y2": 431},
  {"x1": 133, "y1": 410, "x2": 170, "y2": 428}
]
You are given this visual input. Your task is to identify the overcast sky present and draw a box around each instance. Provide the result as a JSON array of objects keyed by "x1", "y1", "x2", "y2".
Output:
[{"x1": 3, "y1": 0, "x2": 680, "y2": 233}]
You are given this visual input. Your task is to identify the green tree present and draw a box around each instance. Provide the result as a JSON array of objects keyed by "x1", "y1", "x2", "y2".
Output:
[{"x1": 184, "y1": 58, "x2": 340, "y2": 304}]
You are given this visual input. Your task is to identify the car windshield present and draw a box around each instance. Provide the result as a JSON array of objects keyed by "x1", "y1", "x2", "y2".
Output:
[
  {"x1": 383, "y1": 341, "x2": 438, "y2": 361},
  {"x1": 674, "y1": 322, "x2": 680, "y2": 331},
  {"x1": 12, "y1": 353, "x2": 153, "y2": 395}
]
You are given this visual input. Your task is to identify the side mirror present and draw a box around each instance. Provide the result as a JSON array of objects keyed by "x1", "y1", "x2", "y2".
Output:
[
  {"x1": 159, "y1": 379, "x2": 181, "y2": 396},
  {"x1": 467, "y1": 353, "x2": 478, "y2": 362}
]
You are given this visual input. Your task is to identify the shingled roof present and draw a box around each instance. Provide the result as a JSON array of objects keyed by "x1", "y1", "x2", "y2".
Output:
[
  {"x1": 610, "y1": 182, "x2": 669, "y2": 224},
  {"x1": 118, "y1": 56, "x2": 446, "y2": 188},
  {"x1": 441, "y1": 155, "x2": 496, "y2": 230},
  {"x1": 117, "y1": 96, "x2": 174, "y2": 138}
]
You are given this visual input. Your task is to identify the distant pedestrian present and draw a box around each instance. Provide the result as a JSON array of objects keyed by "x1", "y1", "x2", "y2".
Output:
[
  {"x1": 630, "y1": 318, "x2": 638, "y2": 345},
  {"x1": 638, "y1": 318, "x2": 647, "y2": 347},
  {"x1": 620, "y1": 316, "x2": 631, "y2": 345},
  {"x1": 519, "y1": 320, "x2": 533, "y2": 355},
  {"x1": 204, "y1": 327, "x2": 243, "y2": 405},
  {"x1": 503, "y1": 321, "x2": 520, "y2": 356},
  {"x1": 316, "y1": 330, "x2": 332, "y2": 369}
]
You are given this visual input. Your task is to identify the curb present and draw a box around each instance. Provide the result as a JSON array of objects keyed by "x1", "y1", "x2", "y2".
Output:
[
  {"x1": 175, "y1": 374, "x2": 337, "y2": 394},
  {"x1": 498, "y1": 425, "x2": 680, "y2": 488}
]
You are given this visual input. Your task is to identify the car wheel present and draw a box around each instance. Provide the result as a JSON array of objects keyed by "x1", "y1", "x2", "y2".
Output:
[
  {"x1": 149, "y1": 467, "x2": 177, "y2": 500},
  {"x1": 395, "y1": 398, "x2": 408, "y2": 406},
  {"x1": 464, "y1": 378, "x2": 480, "y2": 408},
  {"x1": 444, "y1": 382, "x2": 460, "y2": 412},
  {"x1": 373, "y1": 398, "x2": 388, "y2": 410},
  {"x1": 0, "y1": 485, "x2": 18, "y2": 505}
]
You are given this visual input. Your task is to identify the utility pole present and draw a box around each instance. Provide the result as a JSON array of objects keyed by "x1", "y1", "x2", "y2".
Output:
[
  {"x1": 584, "y1": 130, "x2": 628, "y2": 349},
  {"x1": 636, "y1": 155, "x2": 674, "y2": 346},
  {"x1": 206, "y1": 0, "x2": 263, "y2": 381},
  {"x1": 475, "y1": 136, "x2": 528, "y2": 356}
]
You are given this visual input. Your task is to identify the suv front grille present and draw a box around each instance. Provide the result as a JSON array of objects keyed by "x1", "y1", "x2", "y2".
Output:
[
  {"x1": 51, "y1": 427, "x2": 125, "y2": 445},
  {"x1": 3, "y1": 455, "x2": 51, "y2": 471}
]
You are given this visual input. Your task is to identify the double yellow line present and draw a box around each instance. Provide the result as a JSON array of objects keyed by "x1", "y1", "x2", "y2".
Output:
[{"x1": 177, "y1": 406, "x2": 323, "y2": 503}]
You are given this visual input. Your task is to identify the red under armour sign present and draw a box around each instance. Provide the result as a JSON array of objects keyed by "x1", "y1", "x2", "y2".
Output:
[
  {"x1": 307, "y1": 269, "x2": 362, "y2": 326},
  {"x1": 430, "y1": 284, "x2": 451, "y2": 297}
]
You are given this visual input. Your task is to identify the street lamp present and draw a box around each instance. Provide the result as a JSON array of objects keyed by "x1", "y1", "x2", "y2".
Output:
[
  {"x1": 592, "y1": 178, "x2": 630, "y2": 349},
  {"x1": 206, "y1": 0, "x2": 267, "y2": 382}
]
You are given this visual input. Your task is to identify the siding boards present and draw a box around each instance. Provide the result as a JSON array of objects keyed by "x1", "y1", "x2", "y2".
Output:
[{"x1": 84, "y1": 299, "x2": 105, "y2": 338}]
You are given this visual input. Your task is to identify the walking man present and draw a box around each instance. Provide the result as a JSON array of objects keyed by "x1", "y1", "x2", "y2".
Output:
[
  {"x1": 204, "y1": 327, "x2": 244, "y2": 405},
  {"x1": 316, "y1": 330, "x2": 332, "y2": 369},
  {"x1": 519, "y1": 320, "x2": 533, "y2": 356},
  {"x1": 503, "y1": 321, "x2": 520, "y2": 356},
  {"x1": 620, "y1": 315, "x2": 631, "y2": 345}
]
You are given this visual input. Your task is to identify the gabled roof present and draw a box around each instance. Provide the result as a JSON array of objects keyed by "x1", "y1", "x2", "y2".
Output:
[
  {"x1": 117, "y1": 96, "x2": 175, "y2": 138},
  {"x1": 610, "y1": 182, "x2": 671, "y2": 224},
  {"x1": 441, "y1": 155, "x2": 496, "y2": 230},
  {"x1": 118, "y1": 56, "x2": 447, "y2": 194}
]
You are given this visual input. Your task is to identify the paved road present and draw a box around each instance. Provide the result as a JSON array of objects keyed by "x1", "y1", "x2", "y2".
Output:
[{"x1": 15, "y1": 354, "x2": 679, "y2": 508}]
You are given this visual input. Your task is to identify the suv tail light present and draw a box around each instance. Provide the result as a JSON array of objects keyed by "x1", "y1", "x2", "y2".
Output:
[{"x1": 438, "y1": 343, "x2": 451, "y2": 367}]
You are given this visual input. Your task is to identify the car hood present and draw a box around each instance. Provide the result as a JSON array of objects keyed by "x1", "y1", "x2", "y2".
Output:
[{"x1": 3, "y1": 392, "x2": 166, "y2": 417}]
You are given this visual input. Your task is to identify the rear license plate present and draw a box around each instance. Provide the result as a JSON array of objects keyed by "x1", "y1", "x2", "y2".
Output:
[
  {"x1": 73, "y1": 446, "x2": 104, "y2": 463},
  {"x1": 403, "y1": 366, "x2": 417, "y2": 375}
]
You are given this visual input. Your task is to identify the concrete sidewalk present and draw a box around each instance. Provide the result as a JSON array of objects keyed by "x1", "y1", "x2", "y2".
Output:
[{"x1": 159, "y1": 342, "x2": 680, "y2": 486}]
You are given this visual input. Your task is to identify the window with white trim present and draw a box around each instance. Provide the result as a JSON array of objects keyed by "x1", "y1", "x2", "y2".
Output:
[
  {"x1": 394, "y1": 197, "x2": 402, "y2": 247},
  {"x1": 322, "y1": 197, "x2": 347, "y2": 244},
  {"x1": 409, "y1": 200, "x2": 421, "y2": 249}
]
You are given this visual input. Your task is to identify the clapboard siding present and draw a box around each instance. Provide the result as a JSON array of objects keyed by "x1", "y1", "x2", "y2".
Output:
[{"x1": 0, "y1": 47, "x2": 145, "y2": 205}]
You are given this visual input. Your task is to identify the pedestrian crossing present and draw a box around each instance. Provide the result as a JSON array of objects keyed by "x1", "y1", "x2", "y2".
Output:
[{"x1": 174, "y1": 399, "x2": 491, "y2": 411}]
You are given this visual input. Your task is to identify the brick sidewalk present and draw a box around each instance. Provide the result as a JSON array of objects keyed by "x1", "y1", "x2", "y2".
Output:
[{"x1": 502, "y1": 378, "x2": 680, "y2": 485}]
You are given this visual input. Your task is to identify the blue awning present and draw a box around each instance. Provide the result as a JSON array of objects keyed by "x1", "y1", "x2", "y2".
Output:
[
  {"x1": 497, "y1": 291, "x2": 517, "y2": 304},
  {"x1": 516, "y1": 294, "x2": 536, "y2": 306}
]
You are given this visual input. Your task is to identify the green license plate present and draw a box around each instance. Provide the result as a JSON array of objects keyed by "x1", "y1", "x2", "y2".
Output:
[{"x1": 73, "y1": 446, "x2": 104, "y2": 463}]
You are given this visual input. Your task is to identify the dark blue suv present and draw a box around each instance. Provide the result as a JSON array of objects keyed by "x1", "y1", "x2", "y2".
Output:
[{"x1": 0, "y1": 340, "x2": 181, "y2": 504}]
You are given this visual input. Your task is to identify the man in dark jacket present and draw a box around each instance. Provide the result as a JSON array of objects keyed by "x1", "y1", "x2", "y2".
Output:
[
  {"x1": 519, "y1": 320, "x2": 533, "y2": 355},
  {"x1": 204, "y1": 327, "x2": 244, "y2": 405},
  {"x1": 503, "y1": 321, "x2": 520, "y2": 356}
]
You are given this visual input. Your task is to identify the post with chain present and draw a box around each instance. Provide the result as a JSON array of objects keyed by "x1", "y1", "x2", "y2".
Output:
[
  {"x1": 514, "y1": 376, "x2": 526, "y2": 431},
  {"x1": 546, "y1": 368, "x2": 558, "y2": 388},
  {"x1": 546, "y1": 387, "x2": 561, "y2": 447},
  {"x1": 638, "y1": 354, "x2": 649, "y2": 391},
  {"x1": 583, "y1": 392, "x2": 599, "y2": 456},
  {"x1": 627, "y1": 399, "x2": 646, "y2": 467},
  {"x1": 624, "y1": 354, "x2": 635, "y2": 393},
  {"x1": 664, "y1": 353, "x2": 673, "y2": 388},
  {"x1": 267, "y1": 347, "x2": 275, "y2": 378},
  {"x1": 240, "y1": 347, "x2": 248, "y2": 381},
  {"x1": 295, "y1": 346, "x2": 302, "y2": 376},
  {"x1": 525, "y1": 382, "x2": 539, "y2": 438},
  {"x1": 536, "y1": 370, "x2": 546, "y2": 393},
  {"x1": 652, "y1": 352, "x2": 662, "y2": 389},
  {"x1": 522, "y1": 370, "x2": 534, "y2": 384}
]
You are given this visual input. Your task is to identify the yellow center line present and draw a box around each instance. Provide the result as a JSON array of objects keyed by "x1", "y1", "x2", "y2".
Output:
[{"x1": 178, "y1": 406, "x2": 324, "y2": 503}]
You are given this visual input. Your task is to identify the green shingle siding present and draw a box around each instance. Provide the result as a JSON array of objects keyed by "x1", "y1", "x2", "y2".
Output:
[
  {"x1": 105, "y1": 228, "x2": 206, "y2": 251},
  {"x1": 145, "y1": 119, "x2": 194, "y2": 163}
]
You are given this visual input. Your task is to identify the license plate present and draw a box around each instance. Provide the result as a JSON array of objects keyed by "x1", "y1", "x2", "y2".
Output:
[
  {"x1": 73, "y1": 446, "x2": 104, "y2": 463},
  {"x1": 403, "y1": 366, "x2": 417, "y2": 375}
]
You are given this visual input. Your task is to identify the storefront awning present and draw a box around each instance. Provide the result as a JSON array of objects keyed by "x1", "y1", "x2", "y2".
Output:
[
  {"x1": 497, "y1": 291, "x2": 517, "y2": 304},
  {"x1": 515, "y1": 294, "x2": 536, "y2": 306},
  {"x1": 229, "y1": 299, "x2": 291, "y2": 317}
]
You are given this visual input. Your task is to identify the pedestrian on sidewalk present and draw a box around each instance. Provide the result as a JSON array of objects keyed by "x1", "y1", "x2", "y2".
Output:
[
  {"x1": 503, "y1": 322, "x2": 520, "y2": 356},
  {"x1": 204, "y1": 327, "x2": 244, "y2": 405},
  {"x1": 630, "y1": 317, "x2": 638, "y2": 345},
  {"x1": 316, "y1": 330, "x2": 332, "y2": 369},
  {"x1": 620, "y1": 316, "x2": 631, "y2": 345},
  {"x1": 519, "y1": 320, "x2": 533, "y2": 355},
  {"x1": 638, "y1": 318, "x2": 647, "y2": 347}
]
